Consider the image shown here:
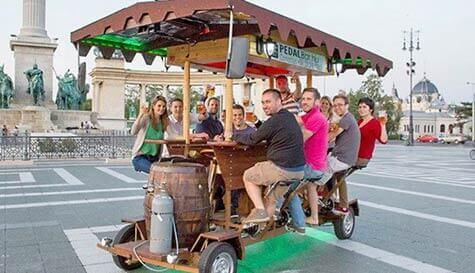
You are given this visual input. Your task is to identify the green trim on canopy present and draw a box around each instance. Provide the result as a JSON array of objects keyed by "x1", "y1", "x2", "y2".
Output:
[
  {"x1": 81, "y1": 34, "x2": 168, "y2": 56},
  {"x1": 335, "y1": 57, "x2": 371, "y2": 67}
]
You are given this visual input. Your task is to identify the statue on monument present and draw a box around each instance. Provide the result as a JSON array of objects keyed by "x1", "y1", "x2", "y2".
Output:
[
  {"x1": 55, "y1": 69, "x2": 81, "y2": 110},
  {"x1": 77, "y1": 62, "x2": 90, "y2": 110},
  {"x1": 128, "y1": 104, "x2": 137, "y2": 120},
  {"x1": 24, "y1": 64, "x2": 45, "y2": 105},
  {"x1": 0, "y1": 65, "x2": 14, "y2": 109}
]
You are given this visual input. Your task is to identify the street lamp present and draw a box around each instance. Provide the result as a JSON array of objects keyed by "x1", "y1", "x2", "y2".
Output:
[
  {"x1": 467, "y1": 82, "x2": 475, "y2": 142},
  {"x1": 402, "y1": 28, "x2": 421, "y2": 146}
]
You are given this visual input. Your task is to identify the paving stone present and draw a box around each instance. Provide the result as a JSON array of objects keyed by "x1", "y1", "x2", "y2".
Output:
[
  {"x1": 45, "y1": 266, "x2": 87, "y2": 273},
  {"x1": 6, "y1": 262, "x2": 45, "y2": 273},
  {"x1": 42, "y1": 255, "x2": 83, "y2": 272}
]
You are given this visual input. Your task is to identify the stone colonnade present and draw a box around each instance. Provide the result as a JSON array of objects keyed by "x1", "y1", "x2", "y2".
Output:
[{"x1": 89, "y1": 58, "x2": 256, "y2": 130}]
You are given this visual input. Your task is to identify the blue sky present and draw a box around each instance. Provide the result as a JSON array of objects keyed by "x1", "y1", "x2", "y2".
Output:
[{"x1": 1, "y1": 0, "x2": 474, "y2": 103}]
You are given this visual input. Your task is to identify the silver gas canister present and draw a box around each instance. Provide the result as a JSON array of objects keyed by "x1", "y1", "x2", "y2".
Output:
[{"x1": 149, "y1": 183, "x2": 174, "y2": 254}]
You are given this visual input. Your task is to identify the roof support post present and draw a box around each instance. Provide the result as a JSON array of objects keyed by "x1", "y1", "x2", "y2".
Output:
[
  {"x1": 183, "y1": 60, "x2": 191, "y2": 155},
  {"x1": 269, "y1": 75, "x2": 274, "y2": 89},
  {"x1": 307, "y1": 71, "x2": 313, "y2": 88},
  {"x1": 225, "y1": 78, "x2": 234, "y2": 142}
]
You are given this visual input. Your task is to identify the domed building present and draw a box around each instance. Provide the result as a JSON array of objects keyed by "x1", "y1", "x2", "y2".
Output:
[
  {"x1": 402, "y1": 75, "x2": 448, "y2": 112},
  {"x1": 398, "y1": 75, "x2": 461, "y2": 138}
]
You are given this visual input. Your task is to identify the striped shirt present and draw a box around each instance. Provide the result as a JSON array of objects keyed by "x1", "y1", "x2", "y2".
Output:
[{"x1": 281, "y1": 92, "x2": 300, "y2": 115}]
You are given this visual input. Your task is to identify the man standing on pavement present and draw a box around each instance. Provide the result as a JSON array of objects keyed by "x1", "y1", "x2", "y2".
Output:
[
  {"x1": 295, "y1": 88, "x2": 328, "y2": 225},
  {"x1": 233, "y1": 89, "x2": 305, "y2": 224},
  {"x1": 276, "y1": 74, "x2": 302, "y2": 114},
  {"x1": 326, "y1": 94, "x2": 360, "y2": 215}
]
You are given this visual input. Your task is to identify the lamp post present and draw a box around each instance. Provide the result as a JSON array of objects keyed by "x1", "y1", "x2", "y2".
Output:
[
  {"x1": 467, "y1": 82, "x2": 475, "y2": 142},
  {"x1": 403, "y1": 28, "x2": 420, "y2": 146}
]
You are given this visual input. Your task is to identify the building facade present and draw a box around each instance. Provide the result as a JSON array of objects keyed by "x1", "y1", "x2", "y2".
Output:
[{"x1": 398, "y1": 76, "x2": 464, "y2": 138}]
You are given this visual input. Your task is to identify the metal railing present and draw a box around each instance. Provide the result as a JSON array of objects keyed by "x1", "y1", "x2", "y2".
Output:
[{"x1": 0, "y1": 134, "x2": 135, "y2": 161}]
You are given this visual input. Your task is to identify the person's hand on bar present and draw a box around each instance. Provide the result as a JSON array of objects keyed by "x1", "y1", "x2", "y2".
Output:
[{"x1": 213, "y1": 134, "x2": 224, "y2": 142}]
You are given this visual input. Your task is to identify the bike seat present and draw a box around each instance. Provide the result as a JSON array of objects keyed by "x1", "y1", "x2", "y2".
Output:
[
  {"x1": 265, "y1": 179, "x2": 300, "y2": 198},
  {"x1": 277, "y1": 179, "x2": 300, "y2": 187},
  {"x1": 303, "y1": 174, "x2": 325, "y2": 185},
  {"x1": 353, "y1": 165, "x2": 366, "y2": 170}
]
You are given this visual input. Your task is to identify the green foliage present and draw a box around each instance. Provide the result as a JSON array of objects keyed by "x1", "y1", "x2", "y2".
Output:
[
  {"x1": 145, "y1": 85, "x2": 163, "y2": 103},
  {"x1": 37, "y1": 138, "x2": 78, "y2": 153},
  {"x1": 80, "y1": 98, "x2": 92, "y2": 111},
  {"x1": 123, "y1": 85, "x2": 205, "y2": 120},
  {"x1": 454, "y1": 102, "x2": 472, "y2": 121},
  {"x1": 38, "y1": 138, "x2": 54, "y2": 153},
  {"x1": 124, "y1": 85, "x2": 140, "y2": 120},
  {"x1": 169, "y1": 87, "x2": 203, "y2": 111},
  {"x1": 348, "y1": 73, "x2": 402, "y2": 138},
  {"x1": 59, "y1": 139, "x2": 78, "y2": 153}
]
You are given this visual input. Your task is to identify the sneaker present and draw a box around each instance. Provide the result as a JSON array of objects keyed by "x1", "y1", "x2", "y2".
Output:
[
  {"x1": 332, "y1": 207, "x2": 349, "y2": 216},
  {"x1": 293, "y1": 226, "x2": 306, "y2": 235},
  {"x1": 242, "y1": 208, "x2": 270, "y2": 224},
  {"x1": 288, "y1": 225, "x2": 306, "y2": 235}
]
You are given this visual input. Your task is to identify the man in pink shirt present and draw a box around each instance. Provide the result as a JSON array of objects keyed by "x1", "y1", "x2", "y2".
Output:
[{"x1": 296, "y1": 88, "x2": 329, "y2": 226}]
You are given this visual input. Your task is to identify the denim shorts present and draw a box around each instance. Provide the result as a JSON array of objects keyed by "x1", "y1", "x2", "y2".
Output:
[{"x1": 303, "y1": 164, "x2": 324, "y2": 179}]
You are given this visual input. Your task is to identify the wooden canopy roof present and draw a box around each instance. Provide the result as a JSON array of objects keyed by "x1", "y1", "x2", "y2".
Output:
[{"x1": 71, "y1": 0, "x2": 392, "y2": 76}]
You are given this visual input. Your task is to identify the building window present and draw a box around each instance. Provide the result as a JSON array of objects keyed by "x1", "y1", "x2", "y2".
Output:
[
  {"x1": 440, "y1": 124, "x2": 445, "y2": 133},
  {"x1": 423, "y1": 125, "x2": 426, "y2": 133}
]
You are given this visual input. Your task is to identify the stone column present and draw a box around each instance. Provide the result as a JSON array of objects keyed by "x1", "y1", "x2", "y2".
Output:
[
  {"x1": 163, "y1": 84, "x2": 169, "y2": 100},
  {"x1": 10, "y1": 0, "x2": 57, "y2": 106},
  {"x1": 139, "y1": 84, "x2": 147, "y2": 106},
  {"x1": 92, "y1": 81, "x2": 102, "y2": 113},
  {"x1": 20, "y1": 0, "x2": 48, "y2": 38}
]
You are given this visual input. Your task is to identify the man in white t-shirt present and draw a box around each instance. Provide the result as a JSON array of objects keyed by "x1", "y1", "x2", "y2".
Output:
[{"x1": 166, "y1": 98, "x2": 208, "y2": 140}]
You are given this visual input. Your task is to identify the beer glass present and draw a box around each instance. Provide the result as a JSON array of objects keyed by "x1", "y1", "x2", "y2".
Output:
[
  {"x1": 242, "y1": 96, "x2": 250, "y2": 107},
  {"x1": 378, "y1": 110, "x2": 387, "y2": 124},
  {"x1": 197, "y1": 101, "x2": 206, "y2": 114}
]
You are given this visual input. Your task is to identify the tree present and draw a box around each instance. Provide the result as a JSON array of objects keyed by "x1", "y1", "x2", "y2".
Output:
[
  {"x1": 124, "y1": 84, "x2": 140, "y2": 120},
  {"x1": 454, "y1": 102, "x2": 472, "y2": 120},
  {"x1": 359, "y1": 74, "x2": 383, "y2": 101},
  {"x1": 348, "y1": 73, "x2": 402, "y2": 139},
  {"x1": 80, "y1": 98, "x2": 92, "y2": 111},
  {"x1": 169, "y1": 86, "x2": 203, "y2": 111},
  {"x1": 145, "y1": 85, "x2": 164, "y2": 103},
  {"x1": 453, "y1": 102, "x2": 473, "y2": 135}
]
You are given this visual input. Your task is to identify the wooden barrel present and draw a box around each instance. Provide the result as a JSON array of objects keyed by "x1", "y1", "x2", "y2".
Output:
[{"x1": 144, "y1": 161, "x2": 210, "y2": 249}]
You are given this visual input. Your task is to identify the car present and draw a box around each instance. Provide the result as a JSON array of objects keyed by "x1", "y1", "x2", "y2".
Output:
[
  {"x1": 438, "y1": 134, "x2": 467, "y2": 144},
  {"x1": 416, "y1": 135, "x2": 438, "y2": 143}
]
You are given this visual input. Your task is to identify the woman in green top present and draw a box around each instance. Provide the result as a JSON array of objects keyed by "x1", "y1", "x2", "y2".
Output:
[{"x1": 131, "y1": 95, "x2": 168, "y2": 173}]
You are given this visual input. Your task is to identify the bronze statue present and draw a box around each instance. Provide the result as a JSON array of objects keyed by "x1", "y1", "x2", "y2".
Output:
[
  {"x1": 24, "y1": 64, "x2": 45, "y2": 105},
  {"x1": 55, "y1": 69, "x2": 81, "y2": 110},
  {"x1": 128, "y1": 104, "x2": 137, "y2": 119},
  {"x1": 77, "y1": 62, "x2": 89, "y2": 109},
  {"x1": 0, "y1": 65, "x2": 14, "y2": 109}
]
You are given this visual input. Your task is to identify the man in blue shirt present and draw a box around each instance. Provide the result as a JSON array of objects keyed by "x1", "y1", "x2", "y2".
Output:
[{"x1": 195, "y1": 97, "x2": 224, "y2": 140}]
